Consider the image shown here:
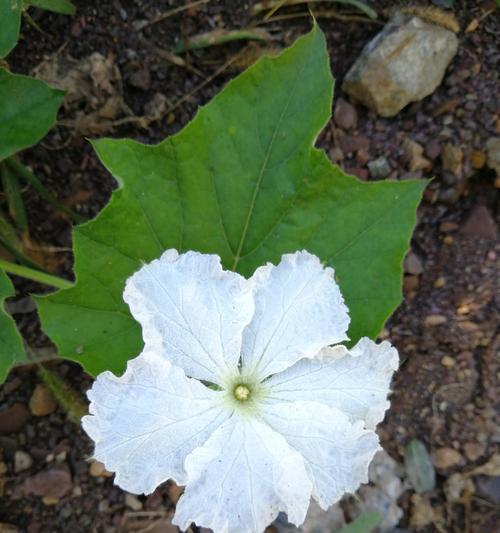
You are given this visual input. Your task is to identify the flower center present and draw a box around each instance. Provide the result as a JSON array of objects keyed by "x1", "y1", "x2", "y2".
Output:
[{"x1": 233, "y1": 384, "x2": 251, "y2": 402}]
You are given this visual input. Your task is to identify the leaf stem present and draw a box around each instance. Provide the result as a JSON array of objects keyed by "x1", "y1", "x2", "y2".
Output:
[
  {"x1": 39, "y1": 366, "x2": 88, "y2": 423},
  {"x1": 6, "y1": 157, "x2": 85, "y2": 224},
  {"x1": 0, "y1": 258, "x2": 74, "y2": 290},
  {"x1": 1, "y1": 163, "x2": 28, "y2": 233}
]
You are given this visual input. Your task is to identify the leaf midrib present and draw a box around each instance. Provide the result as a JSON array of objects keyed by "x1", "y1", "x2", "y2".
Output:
[{"x1": 230, "y1": 57, "x2": 308, "y2": 271}]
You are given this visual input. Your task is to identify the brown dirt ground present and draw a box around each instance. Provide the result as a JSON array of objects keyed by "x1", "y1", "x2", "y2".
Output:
[{"x1": 0, "y1": 1, "x2": 499, "y2": 532}]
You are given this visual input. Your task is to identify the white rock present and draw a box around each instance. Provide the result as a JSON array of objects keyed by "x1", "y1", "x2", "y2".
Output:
[
  {"x1": 14, "y1": 450, "x2": 33, "y2": 473},
  {"x1": 343, "y1": 12, "x2": 458, "y2": 117},
  {"x1": 356, "y1": 451, "x2": 407, "y2": 532}
]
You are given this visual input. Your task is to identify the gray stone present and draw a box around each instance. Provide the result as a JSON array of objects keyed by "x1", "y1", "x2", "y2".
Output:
[
  {"x1": 343, "y1": 12, "x2": 458, "y2": 117},
  {"x1": 356, "y1": 451, "x2": 407, "y2": 532},
  {"x1": 368, "y1": 156, "x2": 391, "y2": 178},
  {"x1": 476, "y1": 476, "x2": 500, "y2": 505}
]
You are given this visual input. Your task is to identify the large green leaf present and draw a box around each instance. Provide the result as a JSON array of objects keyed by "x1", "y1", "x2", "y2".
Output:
[
  {"x1": 0, "y1": 269, "x2": 27, "y2": 381},
  {"x1": 0, "y1": 68, "x2": 64, "y2": 161},
  {"x1": 0, "y1": 0, "x2": 22, "y2": 58},
  {"x1": 37, "y1": 26, "x2": 426, "y2": 376}
]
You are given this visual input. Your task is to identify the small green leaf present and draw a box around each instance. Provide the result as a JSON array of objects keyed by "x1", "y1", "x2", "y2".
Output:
[
  {"x1": 405, "y1": 439, "x2": 436, "y2": 493},
  {"x1": 338, "y1": 511, "x2": 382, "y2": 533},
  {"x1": 24, "y1": 0, "x2": 75, "y2": 15},
  {"x1": 37, "y1": 25, "x2": 425, "y2": 376},
  {"x1": 0, "y1": 269, "x2": 27, "y2": 382},
  {"x1": 0, "y1": 68, "x2": 65, "y2": 161},
  {"x1": 0, "y1": 0, "x2": 22, "y2": 58}
]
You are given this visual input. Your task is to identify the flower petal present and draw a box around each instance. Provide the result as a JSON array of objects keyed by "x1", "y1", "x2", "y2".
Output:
[
  {"x1": 241, "y1": 251, "x2": 349, "y2": 380},
  {"x1": 261, "y1": 400, "x2": 380, "y2": 509},
  {"x1": 173, "y1": 415, "x2": 312, "y2": 533},
  {"x1": 266, "y1": 338, "x2": 399, "y2": 429},
  {"x1": 124, "y1": 249, "x2": 254, "y2": 384},
  {"x1": 82, "y1": 351, "x2": 229, "y2": 494}
]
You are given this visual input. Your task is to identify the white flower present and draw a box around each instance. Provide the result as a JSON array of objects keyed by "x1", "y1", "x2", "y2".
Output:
[{"x1": 83, "y1": 250, "x2": 398, "y2": 533}]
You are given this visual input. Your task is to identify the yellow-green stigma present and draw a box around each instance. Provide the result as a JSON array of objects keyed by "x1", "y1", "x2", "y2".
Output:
[{"x1": 234, "y1": 384, "x2": 251, "y2": 402}]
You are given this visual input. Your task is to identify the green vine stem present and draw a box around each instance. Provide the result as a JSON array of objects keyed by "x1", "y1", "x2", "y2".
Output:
[
  {"x1": 1, "y1": 163, "x2": 28, "y2": 233},
  {"x1": 0, "y1": 258, "x2": 74, "y2": 290},
  {"x1": 6, "y1": 157, "x2": 85, "y2": 224},
  {"x1": 39, "y1": 366, "x2": 88, "y2": 423}
]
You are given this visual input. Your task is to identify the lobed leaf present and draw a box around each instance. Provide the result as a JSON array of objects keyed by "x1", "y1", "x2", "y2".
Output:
[
  {"x1": 0, "y1": 68, "x2": 65, "y2": 162},
  {"x1": 0, "y1": 269, "x2": 27, "y2": 382},
  {"x1": 37, "y1": 25, "x2": 426, "y2": 376}
]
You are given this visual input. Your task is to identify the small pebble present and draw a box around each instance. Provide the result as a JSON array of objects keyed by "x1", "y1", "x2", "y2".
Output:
[
  {"x1": 424, "y1": 138, "x2": 441, "y2": 160},
  {"x1": 368, "y1": 156, "x2": 391, "y2": 178},
  {"x1": 476, "y1": 476, "x2": 500, "y2": 505},
  {"x1": 42, "y1": 496, "x2": 60, "y2": 506},
  {"x1": 333, "y1": 98, "x2": 358, "y2": 130},
  {"x1": 22, "y1": 464, "x2": 72, "y2": 500},
  {"x1": 0, "y1": 403, "x2": 30, "y2": 433},
  {"x1": 404, "y1": 275, "x2": 419, "y2": 292},
  {"x1": 425, "y1": 315, "x2": 447, "y2": 327},
  {"x1": 89, "y1": 460, "x2": 113, "y2": 478},
  {"x1": 463, "y1": 442, "x2": 486, "y2": 462},
  {"x1": 14, "y1": 450, "x2": 34, "y2": 473},
  {"x1": 403, "y1": 138, "x2": 431, "y2": 172},
  {"x1": 441, "y1": 143, "x2": 463, "y2": 176},
  {"x1": 461, "y1": 205, "x2": 498, "y2": 240},
  {"x1": 344, "y1": 167, "x2": 368, "y2": 181},
  {"x1": 29, "y1": 385, "x2": 57, "y2": 417},
  {"x1": 404, "y1": 251, "x2": 424, "y2": 275},
  {"x1": 125, "y1": 493, "x2": 143, "y2": 511},
  {"x1": 441, "y1": 356, "x2": 455, "y2": 368},
  {"x1": 432, "y1": 447, "x2": 463, "y2": 469},
  {"x1": 434, "y1": 277, "x2": 446, "y2": 288},
  {"x1": 339, "y1": 134, "x2": 370, "y2": 153}
]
